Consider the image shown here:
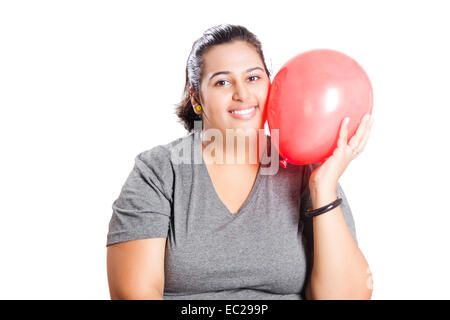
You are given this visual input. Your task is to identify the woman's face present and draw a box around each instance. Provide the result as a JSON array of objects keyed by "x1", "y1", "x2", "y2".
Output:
[{"x1": 193, "y1": 40, "x2": 271, "y2": 135}]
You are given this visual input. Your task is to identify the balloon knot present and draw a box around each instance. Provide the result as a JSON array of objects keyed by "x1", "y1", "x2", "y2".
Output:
[{"x1": 280, "y1": 159, "x2": 288, "y2": 168}]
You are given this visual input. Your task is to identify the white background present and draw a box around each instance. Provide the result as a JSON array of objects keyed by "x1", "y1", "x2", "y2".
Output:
[{"x1": 1, "y1": 0, "x2": 449, "y2": 299}]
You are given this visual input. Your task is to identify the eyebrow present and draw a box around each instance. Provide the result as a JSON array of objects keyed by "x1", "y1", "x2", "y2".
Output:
[{"x1": 208, "y1": 67, "x2": 264, "y2": 82}]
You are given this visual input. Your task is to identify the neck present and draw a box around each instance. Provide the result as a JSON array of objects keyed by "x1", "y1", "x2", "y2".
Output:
[{"x1": 200, "y1": 128, "x2": 266, "y2": 166}]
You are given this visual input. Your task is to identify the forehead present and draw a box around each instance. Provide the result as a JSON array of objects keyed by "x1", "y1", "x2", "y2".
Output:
[{"x1": 202, "y1": 40, "x2": 263, "y2": 74}]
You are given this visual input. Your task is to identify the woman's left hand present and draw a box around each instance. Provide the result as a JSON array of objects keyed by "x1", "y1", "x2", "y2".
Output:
[{"x1": 309, "y1": 113, "x2": 374, "y2": 194}]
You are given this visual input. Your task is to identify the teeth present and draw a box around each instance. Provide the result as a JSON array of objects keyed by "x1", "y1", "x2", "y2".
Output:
[{"x1": 230, "y1": 106, "x2": 256, "y2": 115}]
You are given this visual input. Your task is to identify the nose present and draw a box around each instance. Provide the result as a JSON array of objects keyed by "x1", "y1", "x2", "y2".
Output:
[{"x1": 232, "y1": 80, "x2": 249, "y2": 102}]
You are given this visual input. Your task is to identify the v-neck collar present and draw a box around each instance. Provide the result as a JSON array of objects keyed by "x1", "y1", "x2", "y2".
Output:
[{"x1": 195, "y1": 130, "x2": 266, "y2": 218}]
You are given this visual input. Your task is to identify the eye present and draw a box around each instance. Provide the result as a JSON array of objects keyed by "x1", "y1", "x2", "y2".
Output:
[
  {"x1": 215, "y1": 80, "x2": 230, "y2": 86},
  {"x1": 248, "y1": 75, "x2": 260, "y2": 82}
]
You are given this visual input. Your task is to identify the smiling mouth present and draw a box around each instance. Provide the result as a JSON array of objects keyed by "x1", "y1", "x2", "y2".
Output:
[{"x1": 228, "y1": 105, "x2": 258, "y2": 114}]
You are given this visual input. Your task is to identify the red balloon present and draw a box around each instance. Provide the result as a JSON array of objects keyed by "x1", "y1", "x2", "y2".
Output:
[{"x1": 265, "y1": 49, "x2": 373, "y2": 166}]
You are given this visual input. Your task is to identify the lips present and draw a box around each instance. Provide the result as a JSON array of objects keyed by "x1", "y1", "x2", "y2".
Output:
[
  {"x1": 228, "y1": 105, "x2": 258, "y2": 112},
  {"x1": 228, "y1": 105, "x2": 258, "y2": 120}
]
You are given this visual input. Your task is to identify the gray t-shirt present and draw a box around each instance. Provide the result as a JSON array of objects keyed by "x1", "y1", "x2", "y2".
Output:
[{"x1": 106, "y1": 130, "x2": 357, "y2": 300}]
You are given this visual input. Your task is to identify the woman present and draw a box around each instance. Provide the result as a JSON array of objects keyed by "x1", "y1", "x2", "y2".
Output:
[{"x1": 106, "y1": 24, "x2": 374, "y2": 300}]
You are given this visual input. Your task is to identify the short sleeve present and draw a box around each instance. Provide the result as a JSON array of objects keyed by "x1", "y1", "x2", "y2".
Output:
[{"x1": 106, "y1": 146, "x2": 174, "y2": 247}]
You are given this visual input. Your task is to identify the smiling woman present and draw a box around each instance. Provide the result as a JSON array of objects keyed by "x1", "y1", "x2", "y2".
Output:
[
  {"x1": 106, "y1": 24, "x2": 364, "y2": 300},
  {"x1": 191, "y1": 39, "x2": 269, "y2": 135},
  {"x1": 175, "y1": 24, "x2": 272, "y2": 134}
]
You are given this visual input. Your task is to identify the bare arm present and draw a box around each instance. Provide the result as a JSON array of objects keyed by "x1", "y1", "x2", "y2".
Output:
[
  {"x1": 307, "y1": 188, "x2": 372, "y2": 300},
  {"x1": 304, "y1": 115, "x2": 374, "y2": 299},
  {"x1": 107, "y1": 238, "x2": 166, "y2": 300}
]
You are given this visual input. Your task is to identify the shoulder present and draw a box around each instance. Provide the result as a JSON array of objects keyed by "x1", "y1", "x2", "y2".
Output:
[
  {"x1": 133, "y1": 132, "x2": 195, "y2": 194},
  {"x1": 137, "y1": 132, "x2": 195, "y2": 168}
]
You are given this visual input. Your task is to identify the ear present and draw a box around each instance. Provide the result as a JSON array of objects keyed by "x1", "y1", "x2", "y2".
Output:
[{"x1": 189, "y1": 87, "x2": 201, "y2": 114}]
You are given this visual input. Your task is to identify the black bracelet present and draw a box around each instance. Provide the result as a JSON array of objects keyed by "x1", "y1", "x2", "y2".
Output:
[{"x1": 304, "y1": 197, "x2": 343, "y2": 218}]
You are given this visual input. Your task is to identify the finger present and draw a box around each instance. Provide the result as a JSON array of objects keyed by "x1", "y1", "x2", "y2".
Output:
[
  {"x1": 337, "y1": 117, "x2": 350, "y2": 149},
  {"x1": 355, "y1": 118, "x2": 373, "y2": 153},
  {"x1": 348, "y1": 114, "x2": 371, "y2": 149}
]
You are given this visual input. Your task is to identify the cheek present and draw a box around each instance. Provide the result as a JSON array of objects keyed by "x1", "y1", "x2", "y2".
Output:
[
  {"x1": 256, "y1": 82, "x2": 270, "y2": 104},
  {"x1": 205, "y1": 90, "x2": 229, "y2": 113}
]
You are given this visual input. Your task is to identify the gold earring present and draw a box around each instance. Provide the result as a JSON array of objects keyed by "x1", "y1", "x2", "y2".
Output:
[{"x1": 195, "y1": 104, "x2": 202, "y2": 112}]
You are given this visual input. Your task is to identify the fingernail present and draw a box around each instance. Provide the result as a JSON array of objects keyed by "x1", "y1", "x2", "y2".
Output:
[{"x1": 345, "y1": 117, "x2": 350, "y2": 124}]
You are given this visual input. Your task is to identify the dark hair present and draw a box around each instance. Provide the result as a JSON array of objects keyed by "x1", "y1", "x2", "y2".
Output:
[{"x1": 175, "y1": 24, "x2": 272, "y2": 132}]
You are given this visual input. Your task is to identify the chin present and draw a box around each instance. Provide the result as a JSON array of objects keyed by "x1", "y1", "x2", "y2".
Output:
[{"x1": 230, "y1": 123, "x2": 263, "y2": 136}]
